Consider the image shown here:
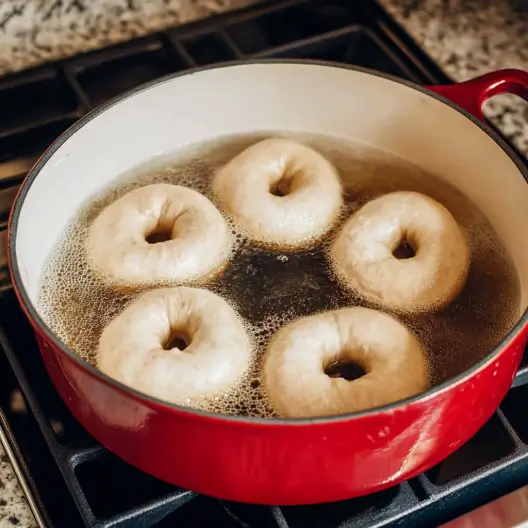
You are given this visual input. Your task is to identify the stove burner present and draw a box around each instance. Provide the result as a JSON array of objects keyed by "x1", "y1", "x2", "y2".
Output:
[{"x1": 0, "y1": 1, "x2": 527, "y2": 527}]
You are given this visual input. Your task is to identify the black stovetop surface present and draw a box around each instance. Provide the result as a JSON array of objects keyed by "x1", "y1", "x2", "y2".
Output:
[{"x1": 1, "y1": 1, "x2": 528, "y2": 527}]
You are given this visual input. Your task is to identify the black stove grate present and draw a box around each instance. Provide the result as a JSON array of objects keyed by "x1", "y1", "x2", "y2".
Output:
[{"x1": 0, "y1": 1, "x2": 527, "y2": 527}]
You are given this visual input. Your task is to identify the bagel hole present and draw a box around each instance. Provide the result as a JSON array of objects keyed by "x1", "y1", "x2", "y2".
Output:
[
  {"x1": 145, "y1": 227, "x2": 172, "y2": 244},
  {"x1": 393, "y1": 238, "x2": 416, "y2": 259},
  {"x1": 325, "y1": 360, "x2": 365, "y2": 381},
  {"x1": 164, "y1": 332, "x2": 189, "y2": 351},
  {"x1": 269, "y1": 178, "x2": 291, "y2": 197}
]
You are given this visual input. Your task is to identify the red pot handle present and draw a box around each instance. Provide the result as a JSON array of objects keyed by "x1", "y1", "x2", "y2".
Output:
[{"x1": 426, "y1": 69, "x2": 528, "y2": 123}]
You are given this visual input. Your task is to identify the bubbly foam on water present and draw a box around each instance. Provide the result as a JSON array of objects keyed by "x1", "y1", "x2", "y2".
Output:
[{"x1": 37, "y1": 132, "x2": 521, "y2": 418}]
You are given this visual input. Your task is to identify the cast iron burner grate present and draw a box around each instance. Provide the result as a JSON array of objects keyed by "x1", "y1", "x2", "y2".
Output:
[{"x1": 0, "y1": 1, "x2": 527, "y2": 527}]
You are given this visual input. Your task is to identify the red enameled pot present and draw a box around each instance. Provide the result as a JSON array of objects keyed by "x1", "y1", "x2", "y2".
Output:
[{"x1": 7, "y1": 62, "x2": 528, "y2": 505}]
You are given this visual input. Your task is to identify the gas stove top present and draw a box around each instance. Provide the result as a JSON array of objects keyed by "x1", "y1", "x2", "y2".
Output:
[{"x1": 0, "y1": 1, "x2": 527, "y2": 527}]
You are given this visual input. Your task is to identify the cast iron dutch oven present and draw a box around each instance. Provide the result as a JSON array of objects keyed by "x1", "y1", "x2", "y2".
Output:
[{"x1": 8, "y1": 62, "x2": 528, "y2": 505}]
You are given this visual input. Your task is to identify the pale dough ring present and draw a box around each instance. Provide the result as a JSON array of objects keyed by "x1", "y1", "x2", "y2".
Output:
[
  {"x1": 99, "y1": 287, "x2": 252, "y2": 403},
  {"x1": 263, "y1": 307, "x2": 428, "y2": 418},
  {"x1": 331, "y1": 191, "x2": 470, "y2": 313},
  {"x1": 87, "y1": 183, "x2": 231, "y2": 287},
  {"x1": 212, "y1": 138, "x2": 343, "y2": 248}
]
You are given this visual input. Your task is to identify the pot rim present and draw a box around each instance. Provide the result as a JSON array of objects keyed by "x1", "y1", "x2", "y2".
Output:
[{"x1": 8, "y1": 59, "x2": 528, "y2": 426}]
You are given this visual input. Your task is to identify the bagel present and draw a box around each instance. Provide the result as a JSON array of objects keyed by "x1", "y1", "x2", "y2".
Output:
[
  {"x1": 331, "y1": 191, "x2": 469, "y2": 313},
  {"x1": 263, "y1": 307, "x2": 427, "y2": 418},
  {"x1": 99, "y1": 287, "x2": 252, "y2": 403},
  {"x1": 87, "y1": 184, "x2": 231, "y2": 287},
  {"x1": 212, "y1": 138, "x2": 343, "y2": 248}
]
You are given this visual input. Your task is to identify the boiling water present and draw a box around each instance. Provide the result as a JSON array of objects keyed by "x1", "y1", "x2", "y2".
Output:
[{"x1": 37, "y1": 133, "x2": 521, "y2": 418}]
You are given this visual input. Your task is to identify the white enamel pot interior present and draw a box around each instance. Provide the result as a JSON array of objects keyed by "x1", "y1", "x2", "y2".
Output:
[{"x1": 10, "y1": 60, "x2": 528, "y2": 393}]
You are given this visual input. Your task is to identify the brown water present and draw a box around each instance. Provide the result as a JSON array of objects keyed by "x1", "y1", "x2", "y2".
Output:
[{"x1": 37, "y1": 132, "x2": 521, "y2": 417}]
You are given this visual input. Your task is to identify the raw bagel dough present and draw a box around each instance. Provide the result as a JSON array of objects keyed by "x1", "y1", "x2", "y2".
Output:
[
  {"x1": 212, "y1": 138, "x2": 343, "y2": 248},
  {"x1": 331, "y1": 191, "x2": 469, "y2": 313},
  {"x1": 263, "y1": 307, "x2": 427, "y2": 418},
  {"x1": 87, "y1": 184, "x2": 231, "y2": 287},
  {"x1": 99, "y1": 287, "x2": 252, "y2": 403}
]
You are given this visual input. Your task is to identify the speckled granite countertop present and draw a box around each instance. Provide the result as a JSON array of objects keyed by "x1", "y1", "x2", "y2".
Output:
[
  {"x1": 0, "y1": 1, "x2": 527, "y2": 526},
  {"x1": 0, "y1": 449, "x2": 38, "y2": 527},
  {"x1": 378, "y1": 0, "x2": 528, "y2": 157},
  {"x1": 0, "y1": 0, "x2": 260, "y2": 76}
]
